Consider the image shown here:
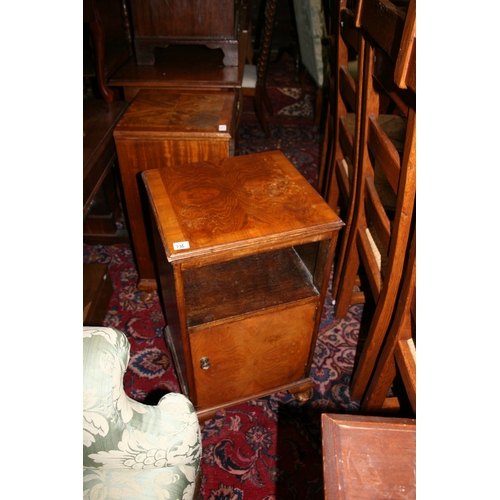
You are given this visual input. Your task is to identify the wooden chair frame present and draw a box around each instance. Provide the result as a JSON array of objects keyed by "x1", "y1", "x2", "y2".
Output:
[{"x1": 335, "y1": 0, "x2": 416, "y2": 401}]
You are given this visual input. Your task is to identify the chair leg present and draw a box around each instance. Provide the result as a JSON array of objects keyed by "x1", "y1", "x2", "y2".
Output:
[
  {"x1": 334, "y1": 232, "x2": 359, "y2": 318},
  {"x1": 260, "y1": 85, "x2": 274, "y2": 115},
  {"x1": 254, "y1": 87, "x2": 271, "y2": 137},
  {"x1": 314, "y1": 87, "x2": 323, "y2": 127}
]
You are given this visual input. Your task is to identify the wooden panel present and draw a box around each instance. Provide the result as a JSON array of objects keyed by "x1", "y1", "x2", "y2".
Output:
[
  {"x1": 130, "y1": 0, "x2": 235, "y2": 38},
  {"x1": 190, "y1": 301, "x2": 318, "y2": 408},
  {"x1": 129, "y1": 0, "x2": 238, "y2": 65},
  {"x1": 322, "y1": 414, "x2": 416, "y2": 500}
]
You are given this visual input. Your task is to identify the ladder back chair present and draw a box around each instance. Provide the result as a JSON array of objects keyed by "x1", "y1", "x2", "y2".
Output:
[
  {"x1": 318, "y1": 0, "x2": 366, "y2": 309},
  {"x1": 334, "y1": 0, "x2": 416, "y2": 401}
]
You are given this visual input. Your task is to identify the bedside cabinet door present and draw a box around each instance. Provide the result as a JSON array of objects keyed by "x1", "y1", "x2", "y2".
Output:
[{"x1": 189, "y1": 301, "x2": 318, "y2": 409}]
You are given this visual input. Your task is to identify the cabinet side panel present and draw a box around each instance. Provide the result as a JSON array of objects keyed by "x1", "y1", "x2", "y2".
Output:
[
  {"x1": 189, "y1": 301, "x2": 318, "y2": 409},
  {"x1": 150, "y1": 207, "x2": 192, "y2": 398}
]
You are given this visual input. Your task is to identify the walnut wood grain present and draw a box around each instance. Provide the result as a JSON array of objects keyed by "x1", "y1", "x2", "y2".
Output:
[
  {"x1": 143, "y1": 150, "x2": 343, "y2": 265},
  {"x1": 190, "y1": 301, "x2": 318, "y2": 408}
]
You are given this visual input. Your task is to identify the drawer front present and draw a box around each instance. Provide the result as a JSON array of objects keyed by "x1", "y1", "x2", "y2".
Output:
[{"x1": 189, "y1": 301, "x2": 318, "y2": 408}]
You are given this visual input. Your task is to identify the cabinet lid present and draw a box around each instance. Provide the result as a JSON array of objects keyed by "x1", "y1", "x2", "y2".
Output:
[
  {"x1": 143, "y1": 150, "x2": 344, "y2": 263},
  {"x1": 113, "y1": 89, "x2": 236, "y2": 138}
]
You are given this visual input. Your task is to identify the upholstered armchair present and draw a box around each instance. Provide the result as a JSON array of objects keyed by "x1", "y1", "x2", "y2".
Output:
[{"x1": 83, "y1": 327, "x2": 202, "y2": 499}]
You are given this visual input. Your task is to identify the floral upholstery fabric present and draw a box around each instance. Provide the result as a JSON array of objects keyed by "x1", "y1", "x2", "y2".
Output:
[
  {"x1": 293, "y1": 0, "x2": 328, "y2": 87},
  {"x1": 83, "y1": 327, "x2": 201, "y2": 500}
]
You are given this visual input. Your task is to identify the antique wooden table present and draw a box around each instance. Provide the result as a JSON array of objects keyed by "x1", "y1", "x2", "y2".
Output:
[
  {"x1": 142, "y1": 150, "x2": 343, "y2": 421},
  {"x1": 322, "y1": 414, "x2": 416, "y2": 499},
  {"x1": 113, "y1": 89, "x2": 240, "y2": 293}
]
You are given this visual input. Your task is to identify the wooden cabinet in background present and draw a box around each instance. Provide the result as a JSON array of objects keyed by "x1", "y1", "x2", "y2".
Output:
[
  {"x1": 113, "y1": 89, "x2": 240, "y2": 293},
  {"x1": 129, "y1": 0, "x2": 239, "y2": 66},
  {"x1": 142, "y1": 150, "x2": 343, "y2": 421}
]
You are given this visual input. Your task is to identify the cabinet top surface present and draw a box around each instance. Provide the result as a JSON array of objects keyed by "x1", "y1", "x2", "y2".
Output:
[
  {"x1": 113, "y1": 89, "x2": 236, "y2": 137},
  {"x1": 143, "y1": 150, "x2": 343, "y2": 262}
]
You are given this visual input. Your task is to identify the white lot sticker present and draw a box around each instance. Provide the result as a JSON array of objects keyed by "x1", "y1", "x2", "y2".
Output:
[
  {"x1": 218, "y1": 124, "x2": 227, "y2": 131},
  {"x1": 173, "y1": 241, "x2": 190, "y2": 250}
]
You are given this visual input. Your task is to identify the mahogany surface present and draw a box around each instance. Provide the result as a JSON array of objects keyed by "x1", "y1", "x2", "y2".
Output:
[
  {"x1": 142, "y1": 150, "x2": 343, "y2": 420},
  {"x1": 128, "y1": 0, "x2": 239, "y2": 66},
  {"x1": 109, "y1": 44, "x2": 241, "y2": 102},
  {"x1": 113, "y1": 89, "x2": 239, "y2": 291},
  {"x1": 322, "y1": 414, "x2": 416, "y2": 499}
]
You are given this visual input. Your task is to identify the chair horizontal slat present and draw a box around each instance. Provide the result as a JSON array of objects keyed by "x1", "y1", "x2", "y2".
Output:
[
  {"x1": 337, "y1": 158, "x2": 351, "y2": 201},
  {"x1": 357, "y1": 227, "x2": 382, "y2": 300},
  {"x1": 338, "y1": 114, "x2": 354, "y2": 159},
  {"x1": 395, "y1": 338, "x2": 416, "y2": 412},
  {"x1": 373, "y1": 47, "x2": 415, "y2": 114},
  {"x1": 356, "y1": 0, "x2": 406, "y2": 61},
  {"x1": 339, "y1": 66, "x2": 356, "y2": 111},
  {"x1": 365, "y1": 175, "x2": 391, "y2": 252},
  {"x1": 340, "y1": 8, "x2": 359, "y2": 52},
  {"x1": 368, "y1": 116, "x2": 400, "y2": 193}
]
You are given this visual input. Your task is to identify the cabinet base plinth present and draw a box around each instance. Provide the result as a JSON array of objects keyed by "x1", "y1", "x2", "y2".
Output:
[{"x1": 194, "y1": 378, "x2": 314, "y2": 423}]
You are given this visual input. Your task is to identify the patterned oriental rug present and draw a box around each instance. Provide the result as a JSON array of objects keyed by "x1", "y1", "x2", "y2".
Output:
[{"x1": 83, "y1": 53, "x2": 363, "y2": 500}]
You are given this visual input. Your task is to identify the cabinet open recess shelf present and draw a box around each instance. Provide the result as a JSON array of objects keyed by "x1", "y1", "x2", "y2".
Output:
[{"x1": 183, "y1": 245, "x2": 320, "y2": 330}]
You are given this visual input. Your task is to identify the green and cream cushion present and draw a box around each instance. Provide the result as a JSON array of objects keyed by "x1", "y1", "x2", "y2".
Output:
[{"x1": 83, "y1": 327, "x2": 201, "y2": 500}]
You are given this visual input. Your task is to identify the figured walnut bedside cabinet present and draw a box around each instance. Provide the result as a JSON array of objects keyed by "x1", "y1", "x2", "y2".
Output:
[
  {"x1": 113, "y1": 88, "x2": 240, "y2": 294},
  {"x1": 142, "y1": 150, "x2": 344, "y2": 422}
]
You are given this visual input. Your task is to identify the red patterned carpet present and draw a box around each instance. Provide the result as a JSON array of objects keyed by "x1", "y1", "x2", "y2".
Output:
[{"x1": 83, "y1": 53, "x2": 363, "y2": 499}]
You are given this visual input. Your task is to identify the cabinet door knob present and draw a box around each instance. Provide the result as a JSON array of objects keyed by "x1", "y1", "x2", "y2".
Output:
[{"x1": 200, "y1": 357, "x2": 211, "y2": 370}]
